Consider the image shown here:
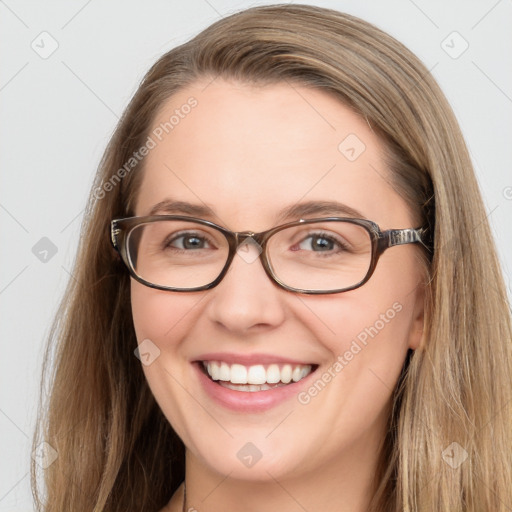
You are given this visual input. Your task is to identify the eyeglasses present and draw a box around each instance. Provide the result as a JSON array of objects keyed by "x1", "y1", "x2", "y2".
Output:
[{"x1": 110, "y1": 215, "x2": 428, "y2": 295}]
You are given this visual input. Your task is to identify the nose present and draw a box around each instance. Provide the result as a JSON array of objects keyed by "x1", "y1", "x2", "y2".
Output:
[{"x1": 205, "y1": 241, "x2": 287, "y2": 334}]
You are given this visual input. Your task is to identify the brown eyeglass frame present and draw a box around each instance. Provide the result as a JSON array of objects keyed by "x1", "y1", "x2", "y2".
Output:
[{"x1": 111, "y1": 215, "x2": 429, "y2": 295}]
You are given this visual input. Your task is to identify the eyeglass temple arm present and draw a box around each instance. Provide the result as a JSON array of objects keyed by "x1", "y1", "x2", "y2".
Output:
[
  {"x1": 110, "y1": 221, "x2": 121, "y2": 250},
  {"x1": 382, "y1": 227, "x2": 427, "y2": 248}
]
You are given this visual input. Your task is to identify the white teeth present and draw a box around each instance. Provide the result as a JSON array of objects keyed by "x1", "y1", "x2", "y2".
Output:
[
  {"x1": 230, "y1": 364, "x2": 247, "y2": 384},
  {"x1": 266, "y1": 364, "x2": 281, "y2": 384},
  {"x1": 203, "y1": 360, "x2": 313, "y2": 387},
  {"x1": 281, "y1": 364, "x2": 292, "y2": 384},
  {"x1": 219, "y1": 382, "x2": 279, "y2": 392},
  {"x1": 292, "y1": 366, "x2": 303, "y2": 382},
  {"x1": 207, "y1": 362, "x2": 219, "y2": 380},
  {"x1": 247, "y1": 365, "x2": 267, "y2": 385},
  {"x1": 219, "y1": 362, "x2": 230, "y2": 381}
]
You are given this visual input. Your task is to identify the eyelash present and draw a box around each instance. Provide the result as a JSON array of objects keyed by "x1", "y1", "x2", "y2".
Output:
[
  {"x1": 164, "y1": 231, "x2": 215, "y2": 251},
  {"x1": 296, "y1": 231, "x2": 351, "y2": 253}
]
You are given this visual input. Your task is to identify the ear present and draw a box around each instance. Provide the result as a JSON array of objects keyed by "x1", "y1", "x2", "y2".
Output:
[{"x1": 408, "y1": 279, "x2": 426, "y2": 350}]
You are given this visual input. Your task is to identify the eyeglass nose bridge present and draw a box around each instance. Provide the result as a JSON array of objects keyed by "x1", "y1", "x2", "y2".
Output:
[
  {"x1": 221, "y1": 230, "x2": 272, "y2": 273},
  {"x1": 232, "y1": 231, "x2": 266, "y2": 261},
  {"x1": 225, "y1": 230, "x2": 294, "y2": 300},
  {"x1": 230, "y1": 230, "x2": 268, "y2": 252},
  {"x1": 234, "y1": 231, "x2": 258, "y2": 246},
  {"x1": 211, "y1": 230, "x2": 271, "y2": 287}
]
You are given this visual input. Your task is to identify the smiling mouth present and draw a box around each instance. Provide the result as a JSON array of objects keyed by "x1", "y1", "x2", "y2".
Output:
[{"x1": 199, "y1": 360, "x2": 318, "y2": 392}]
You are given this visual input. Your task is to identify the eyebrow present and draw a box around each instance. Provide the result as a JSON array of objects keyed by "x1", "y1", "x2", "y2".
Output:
[
  {"x1": 147, "y1": 199, "x2": 367, "y2": 223},
  {"x1": 148, "y1": 200, "x2": 216, "y2": 217},
  {"x1": 276, "y1": 200, "x2": 367, "y2": 222}
]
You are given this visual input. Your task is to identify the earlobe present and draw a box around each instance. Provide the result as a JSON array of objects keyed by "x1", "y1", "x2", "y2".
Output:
[{"x1": 408, "y1": 321, "x2": 425, "y2": 351}]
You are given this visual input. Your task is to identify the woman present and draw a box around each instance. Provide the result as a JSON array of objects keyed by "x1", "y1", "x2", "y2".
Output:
[{"x1": 32, "y1": 4, "x2": 512, "y2": 511}]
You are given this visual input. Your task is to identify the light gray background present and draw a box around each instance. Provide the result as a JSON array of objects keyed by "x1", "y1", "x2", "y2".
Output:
[{"x1": 1, "y1": 1, "x2": 511, "y2": 509}]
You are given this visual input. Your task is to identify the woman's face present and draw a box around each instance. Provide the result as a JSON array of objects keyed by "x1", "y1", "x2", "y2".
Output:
[{"x1": 131, "y1": 79, "x2": 425, "y2": 483}]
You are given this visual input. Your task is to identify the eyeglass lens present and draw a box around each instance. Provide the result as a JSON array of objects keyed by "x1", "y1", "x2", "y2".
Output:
[{"x1": 126, "y1": 219, "x2": 373, "y2": 292}]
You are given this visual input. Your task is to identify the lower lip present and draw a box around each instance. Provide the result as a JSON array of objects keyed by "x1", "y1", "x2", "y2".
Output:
[{"x1": 193, "y1": 362, "x2": 316, "y2": 412}]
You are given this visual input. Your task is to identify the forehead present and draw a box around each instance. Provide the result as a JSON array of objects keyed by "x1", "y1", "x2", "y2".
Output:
[{"x1": 135, "y1": 79, "x2": 412, "y2": 230}]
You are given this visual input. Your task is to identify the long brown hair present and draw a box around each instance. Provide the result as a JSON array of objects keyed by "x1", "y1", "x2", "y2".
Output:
[{"x1": 32, "y1": 4, "x2": 512, "y2": 511}]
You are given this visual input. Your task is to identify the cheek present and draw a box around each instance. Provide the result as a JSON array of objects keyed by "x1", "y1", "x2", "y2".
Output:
[
  {"x1": 130, "y1": 279, "x2": 202, "y2": 400},
  {"x1": 291, "y1": 291, "x2": 416, "y2": 448},
  {"x1": 300, "y1": 292, "x2": 413, "y2": 375},
  {"x1": 298, "y1": 255, "x2": 422, "y2": 393},
  {"x1": 130, "y1": 280, "x2": 205, "y2": 444},
  {"x1": 130, "y1": 280, "x2": 202, "y2": 344}
]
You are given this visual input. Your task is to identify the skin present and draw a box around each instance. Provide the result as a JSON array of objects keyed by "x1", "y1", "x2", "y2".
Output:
[{"x1": 130, "y1": 79, "x2": 425, "y2": 512}]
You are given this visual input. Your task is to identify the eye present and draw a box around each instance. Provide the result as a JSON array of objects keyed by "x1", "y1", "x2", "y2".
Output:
[
  {"x1": 166, "y1": 232, "x2": 212, "y2": 250},
  {"x1": 294, "y1": 232, "x2": 348, "y2": 253}
]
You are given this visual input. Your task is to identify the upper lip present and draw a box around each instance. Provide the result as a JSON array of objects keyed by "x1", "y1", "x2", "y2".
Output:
[{"x1": 194, "y1": 352, "x2": 317, "y2": 366}]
